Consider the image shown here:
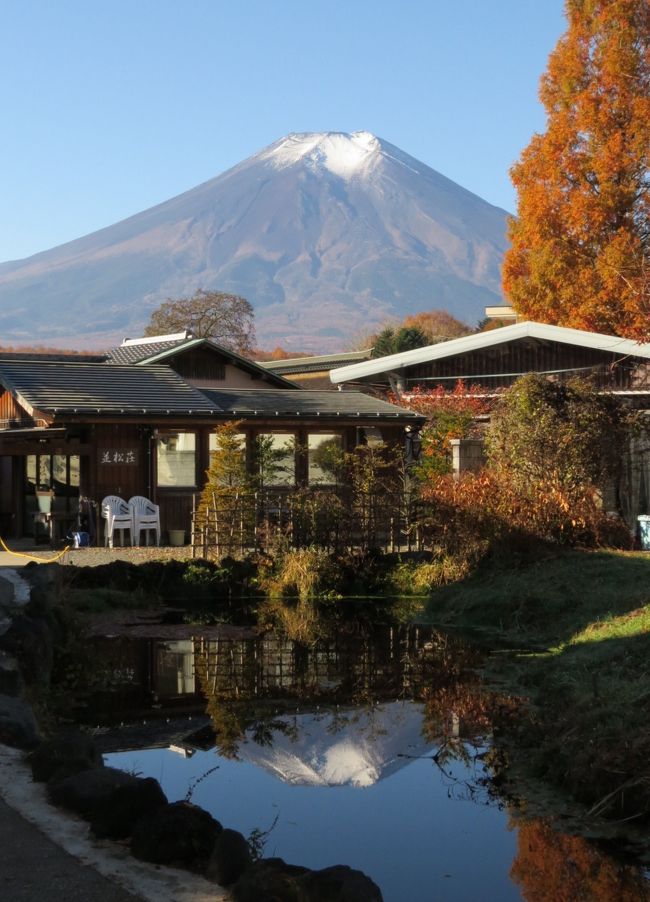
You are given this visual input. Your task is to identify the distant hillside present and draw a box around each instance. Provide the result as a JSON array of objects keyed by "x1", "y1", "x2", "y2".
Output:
[{"x1": 0, "y1": 131, "x2": 509, "y2": 352}]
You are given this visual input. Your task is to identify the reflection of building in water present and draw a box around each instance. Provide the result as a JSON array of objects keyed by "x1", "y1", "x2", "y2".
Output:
[
  {"x1": 193, "y1": 625, "x2": 449, "y2": 704},
  {"x1": 156, "y1": 640, "x2": 196, "y2": 697},
  {"x1": 88, "y1": 625, "x2": 483, "y2": 732}
]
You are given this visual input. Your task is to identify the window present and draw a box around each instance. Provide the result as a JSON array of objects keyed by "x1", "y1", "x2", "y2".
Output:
[
  {"x1": 156, "y1": 432, "x2": 196, "y2": 487},
  {"x1": 256, "y1": 433, "x2": 296, "y2": 487},
  {"x1": 208, "y1": 430, "x2": 247, "y2": 486},
  {"x1": 308, "y1": 433, "x2": 343, "y2": 485}
]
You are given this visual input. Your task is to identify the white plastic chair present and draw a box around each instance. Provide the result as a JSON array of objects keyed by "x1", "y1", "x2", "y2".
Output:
[
  {"x1": 129, "y1": 496, "x2": 161, "y2": 546},
  {"x1": 101, "y1": 495, "x2": 133, "y2": 548}
]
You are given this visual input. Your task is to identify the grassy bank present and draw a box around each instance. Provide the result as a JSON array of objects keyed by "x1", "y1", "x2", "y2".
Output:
[{"x1": 423, "y1": 548, "x2": 650, "y2": 837}]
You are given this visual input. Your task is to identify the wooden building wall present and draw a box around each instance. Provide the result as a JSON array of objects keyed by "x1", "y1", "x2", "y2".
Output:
[{"x1": 406, "y1": 340, "x2": 650, "y2": 391}]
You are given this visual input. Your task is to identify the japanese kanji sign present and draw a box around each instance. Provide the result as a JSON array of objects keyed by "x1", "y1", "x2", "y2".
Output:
[{"x1": 98, "y1": 448, "x2": 138, "y2": 466}]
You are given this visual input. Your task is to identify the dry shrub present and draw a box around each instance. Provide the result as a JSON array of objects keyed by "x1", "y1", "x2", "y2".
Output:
[
  {"x1": 266, "y1": 548, "x2": 342, "y2": 600},
  {"x1": 390, "y1": 557, "x2": 473, "y2": 594},
  {"x1": 420, "y1": 471, "x2": 632, "y2": 553}
]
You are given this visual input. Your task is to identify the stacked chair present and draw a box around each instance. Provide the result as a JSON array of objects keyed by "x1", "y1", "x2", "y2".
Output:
[
  {"x1": 100, "y1": 495, "x2": 161, "y2": 548},
  {"x1": 129, "y1": 495, "x2": 161, "y2": 546}
]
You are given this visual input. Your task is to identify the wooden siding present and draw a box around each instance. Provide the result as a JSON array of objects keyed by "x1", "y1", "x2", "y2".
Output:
[
  {"x1": 406, "y1": 339, "x2": 650, "y2": 391},
  {"x1": 168, "y1": 348, "x2": 227, "y2": 382},
  {"x1": 93, "y1": 423, "x2": 151, "y2": 508},
  {"x1": 0, "y1": 389, "x2": 34, "y2": 428}
]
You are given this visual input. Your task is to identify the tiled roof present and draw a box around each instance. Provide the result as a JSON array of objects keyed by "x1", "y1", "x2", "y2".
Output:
[
  {"x1": 107, "y1": 336, "x2": 299, "y2": 388},
  {"x1": 0, "y1": 360, "x2": 221, "y2": 416},
  {"x1": 105, "y1": 338, "x2": 191, "y2": 365},
  {"x1": 200, "y1": 388, "x2": 423, "y2": 421}
]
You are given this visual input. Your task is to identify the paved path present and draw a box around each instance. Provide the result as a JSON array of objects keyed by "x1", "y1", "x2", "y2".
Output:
[
  {"x1": 0, "y1": 562, "x2": 223, "y2": 902},
  {"x1": 0, "y1": 798, "x2": 142, "y2": 901}
]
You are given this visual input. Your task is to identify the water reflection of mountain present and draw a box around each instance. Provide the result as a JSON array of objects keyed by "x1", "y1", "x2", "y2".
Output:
[{"x1": 238, "y1": 702, "x2": 432, "y2": 788}]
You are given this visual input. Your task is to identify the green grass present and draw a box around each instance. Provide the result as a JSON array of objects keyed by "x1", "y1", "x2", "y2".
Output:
[
  {"x1": 424, "y1": 548, "x2": 650, "y2": 648},
  {"x1": 423, "y1": 548, "x2": 650, "y2": 831}
]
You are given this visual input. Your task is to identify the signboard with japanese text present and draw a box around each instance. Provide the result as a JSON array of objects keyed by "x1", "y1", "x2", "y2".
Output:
[{"x1": 98, "y1": 448, "x2": 139, "y2": 466}]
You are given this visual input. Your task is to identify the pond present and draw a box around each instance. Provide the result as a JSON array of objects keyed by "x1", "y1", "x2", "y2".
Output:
[{"x1": 79, "y1": 613, "x2": 650, "y2": 901}]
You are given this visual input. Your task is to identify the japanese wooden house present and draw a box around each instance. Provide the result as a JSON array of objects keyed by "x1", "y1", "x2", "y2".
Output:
[
  {"x1": 331, "y1": 321, "x2": 650, "y2": 526},
  {"x1": 0, "y1": 332, "x2": 422, "y2": 542}
]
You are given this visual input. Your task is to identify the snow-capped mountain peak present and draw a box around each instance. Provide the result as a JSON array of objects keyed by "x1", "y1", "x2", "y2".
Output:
[
  {"x1": 261, "y1": 130, "x2": 382, "y2": 179},
  {"x1": 0, "y1": 130, "x2": 509, "y2": 351}
]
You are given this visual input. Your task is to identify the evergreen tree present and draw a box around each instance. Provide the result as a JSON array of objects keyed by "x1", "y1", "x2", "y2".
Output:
[
  {"x1": 503, "y1": 0, "x2": 650, "y2": 339},
  {"x1": 371, "y1": 325, "x2": 429, "y2": 358}
]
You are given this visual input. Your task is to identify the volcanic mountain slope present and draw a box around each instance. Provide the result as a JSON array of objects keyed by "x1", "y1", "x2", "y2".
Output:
[{"x1": 0, "y1": 132, "x2": 509, "y2": 351}]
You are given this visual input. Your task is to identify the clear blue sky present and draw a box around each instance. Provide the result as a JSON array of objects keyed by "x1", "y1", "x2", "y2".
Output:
[{"x1": 1, "y1": 0, "x2": 565, "y2": 263}]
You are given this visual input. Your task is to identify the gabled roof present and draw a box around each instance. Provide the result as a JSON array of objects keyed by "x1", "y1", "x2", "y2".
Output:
[
  {"x1": 260, "y1": 349, "x2": 373, "y2": 376},
  {"x1": 200, "y1": 388, "x2": 423, "y2": 421},
  {"x1": 330, "y1": 322, "x2": 650, "y2": 384},
  {"x1": 0, "y1": 359, "x2": 221, "y2": 417},
  {"x1": 106, "y1": 336, "x2": 191, "y2": 365},
  {"x1": 106, "y1": 333, "x2": 298, "y2": 388}
]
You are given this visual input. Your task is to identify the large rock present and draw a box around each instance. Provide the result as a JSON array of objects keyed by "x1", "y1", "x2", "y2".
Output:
[
  {"x1": 48, "y1": 766, "x2": 140, "y2": 818},
  {"x1": 29, "y1": 728, "x2": 103, "y2": 783},
  {"x1": 131, "y1": 801, "x2": 222, "y2": 870},
  {"x1": 0, "y1": 614, "x2": 52, "y2": 687},
  {"x1": 300, "y1": 865, "x2": 384, "y2": 901},
  {"x1": 0, "y1": 651, "x2": 24, "y2": 697},
  {"x1": 91, "y1": 777, "x2": 168, "y2": 839},
  {"x1": 0, "y1": 694, "x2": 41, "y2": 749},
  {"x1": 206, "y1": 828, "x2": 253, "y2": 886},
  {"x1": 232, "y1": 858, "x2": 309, "y2": 902},
  {"x1": 231, "y1": 859, "x2": 384, "y2": 902}
]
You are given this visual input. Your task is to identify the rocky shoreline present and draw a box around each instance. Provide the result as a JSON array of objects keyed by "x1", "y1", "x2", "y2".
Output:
[{"x1": 0, "y1": 562, "x2": 384, "y2": 902}]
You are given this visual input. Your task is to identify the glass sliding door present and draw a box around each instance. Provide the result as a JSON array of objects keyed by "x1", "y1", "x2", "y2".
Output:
[{"x1": 23, "y1": 453, "x2": 80, "y2": 538}]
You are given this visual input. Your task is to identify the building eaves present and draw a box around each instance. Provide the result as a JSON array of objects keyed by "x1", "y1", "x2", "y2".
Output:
[
  {"x1": 260, "y1": 350, "x2": 373, "y2": 375},
  {"x1": 330, "y1": 322, "x2": 650, "y2": 384},
  {"x1": 201, "y1": 388, "x2": 423, "y2": 421}
]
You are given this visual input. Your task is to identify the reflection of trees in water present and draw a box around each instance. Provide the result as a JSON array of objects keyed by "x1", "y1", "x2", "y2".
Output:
[
  {"x1": 510, "y1": 819, "x2": 650, "y2": 901},
  {"x1": 192, "y1": 624, "x2": 508, "y2": 762}
]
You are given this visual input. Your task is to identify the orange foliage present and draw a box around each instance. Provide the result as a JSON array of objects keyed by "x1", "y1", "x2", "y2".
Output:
[
  {"x1": 251, "y1": 346, "x2": 311, "y2": 361},
  {"x1": 420, "y1": 471, "x2": 632, "y2": 550},
  {"x1": 503, "y1": 0, "x2": 650, "y2": 339},
  {"x1": 0, "y1": 345, "x2": 90, "y2": 355},
  {"x1": 511, "y1": 819, "x2": 650, "y2": 901},
  {"x1": 401, "y1": 309, "x2": 472, "y2": 341}
]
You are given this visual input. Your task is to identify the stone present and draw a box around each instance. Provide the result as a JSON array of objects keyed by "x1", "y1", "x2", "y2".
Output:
[
  {"x1": 29, "y1": 728, "x2": 103, "y2": 783},
  {"x1": 206, "y1": 828, "x2": 253, "y2": 886},
  {"x1": 91, "y1": 777, "x2": 168, "y2": 839},
  {"x1": 231, "y1": 858, "x2": 308, "y2": 902},
  {"x1": 131, "y1": 801, "x2": 222, "y2": 870},
  {"x1": 299, "y1": 865, "x2": 384, "y2": 902},
  {"x1": 48, "y1": 766, "x2": 140, "y2": 818},
  {"x1": 0, "y1": 650, "x2": 24, "y2": 697},
  {"x1": 0, "y1": 614, "x2": 53, "y2": 687},
  {"x1": 0, "y1": 694, "x2": 41, "y2": 749}
]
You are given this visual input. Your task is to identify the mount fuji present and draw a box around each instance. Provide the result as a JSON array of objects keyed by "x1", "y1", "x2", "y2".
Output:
[{"x1": 0, "y1": 131, "x2": 509, "y2": 351}]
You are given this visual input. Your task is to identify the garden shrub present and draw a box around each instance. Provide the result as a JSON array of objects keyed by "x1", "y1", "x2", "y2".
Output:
[
  {"x1": 421, "y1": 471, "x2": 633, "y2": 552},
  {"x1": 263, "y1": 548, "x2": 343, "y2": 600}
]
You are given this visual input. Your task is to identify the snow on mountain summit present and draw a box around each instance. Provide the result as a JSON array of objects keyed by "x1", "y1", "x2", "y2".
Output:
[{"x1": 262, "y1": 131, "x2": 384, "y2": 179}]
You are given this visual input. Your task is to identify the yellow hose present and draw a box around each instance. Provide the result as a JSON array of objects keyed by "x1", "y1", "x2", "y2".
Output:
[{"x1": 0, "y1": 537, "x2": 71, "y2": 563}]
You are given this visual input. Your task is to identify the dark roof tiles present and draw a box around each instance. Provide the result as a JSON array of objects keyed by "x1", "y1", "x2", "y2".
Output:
[
  {"x1": 0, "y1": 360, "x2": 219, "y2": 415},
  {"x1": 201, "y1": 388, "x2": 422, "y2": 420}
]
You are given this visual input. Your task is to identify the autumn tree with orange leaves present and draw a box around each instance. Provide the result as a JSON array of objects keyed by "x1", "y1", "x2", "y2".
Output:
[{"x1": 503, "y1": 0, "x2": 650, "y2": 339}]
